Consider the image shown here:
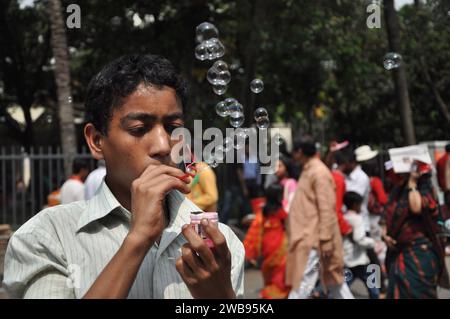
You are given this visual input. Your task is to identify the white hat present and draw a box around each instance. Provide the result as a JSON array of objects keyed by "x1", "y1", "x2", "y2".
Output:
[{"x1": 355, "y1": 145, "x2": 379, "y2": 162}]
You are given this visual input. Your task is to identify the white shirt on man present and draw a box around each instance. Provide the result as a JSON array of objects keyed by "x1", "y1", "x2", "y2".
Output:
[{"x1": 345, "y1": 165, "x2": 371, "y2": 232}]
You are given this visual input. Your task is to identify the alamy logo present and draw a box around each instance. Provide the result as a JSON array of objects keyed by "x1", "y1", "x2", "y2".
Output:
[
  {"x1": 66, "y1": 4, "x2": 81, "y2": 29},
  {"x1": 366, "y1": 3, "x2": 381, "y2": 29}
]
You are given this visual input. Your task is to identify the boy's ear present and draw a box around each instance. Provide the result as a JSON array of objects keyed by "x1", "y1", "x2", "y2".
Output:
[{"x1": 84, "y1": 123, "x2": 104, "y2": 160}]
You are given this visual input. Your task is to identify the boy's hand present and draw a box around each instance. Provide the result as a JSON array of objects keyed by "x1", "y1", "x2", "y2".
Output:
[
  {"x1": 176, "y1": 219, "x2": 235, "y2": 299},
  {"x1": 128, "y1": 164, "x2": 190, "y2": 248}
]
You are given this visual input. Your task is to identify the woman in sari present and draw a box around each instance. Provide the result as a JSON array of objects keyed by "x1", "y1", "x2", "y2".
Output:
[
  {"x1": 384, "y1": 164, "x2": 449, "y2": 298},
  {"x1": 259, "y1": 184, "x2": 290, "y2": 298}
]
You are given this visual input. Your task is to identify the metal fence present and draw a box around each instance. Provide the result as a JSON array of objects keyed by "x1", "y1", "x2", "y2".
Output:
[{"x1": 0, "y1": 146, "x2": 97, "y2": 228}]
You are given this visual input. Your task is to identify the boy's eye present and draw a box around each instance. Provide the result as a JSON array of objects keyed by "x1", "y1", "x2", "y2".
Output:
[
  {"x1": 128, "y1": 126, "x2": 148, "y2": 136},
  {"x1": 165, "y1": 122, "x2": 184, "y2": 133}
]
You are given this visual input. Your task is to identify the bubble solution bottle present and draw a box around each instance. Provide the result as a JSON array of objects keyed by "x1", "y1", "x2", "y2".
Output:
[{"x1": 190, "y1": 211, "x2": 219, "y2": 248}]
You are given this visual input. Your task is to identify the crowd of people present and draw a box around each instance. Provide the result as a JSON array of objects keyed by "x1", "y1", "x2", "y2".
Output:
[{"x1": 243, "y1": 138, "x2": 450, "y2": 299}]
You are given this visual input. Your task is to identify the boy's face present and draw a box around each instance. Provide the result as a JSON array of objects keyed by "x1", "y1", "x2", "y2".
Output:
[{"x1": 96, "y1": 84, "x2": 184, "y2": 192}]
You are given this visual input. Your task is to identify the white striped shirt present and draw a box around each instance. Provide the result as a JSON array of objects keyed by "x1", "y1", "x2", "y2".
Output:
[{"x1": 2, "y1": 180, "x2": 245, "y2": 299}]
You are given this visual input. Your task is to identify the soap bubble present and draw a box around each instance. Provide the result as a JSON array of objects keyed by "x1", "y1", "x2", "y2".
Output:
[
  {"x1": 212, "y1": 60, "x2": 228, "y2": 72},
  {"x1": 225, "y1": 98, "x2": 239, "y2": 110},
  {"x1": 230, "y1": 111, "x2": 245, "y2": 128},
  {"x1": 273, "y1": 133, "x2": 284, "y2": 145},
  {"x1": 383, "y1": 52, "x2": 402, "y2": 70},
  {"x1": 343, "y1": 268, "x2": 353, "y2": 282},
  {"x1": 207, "y1": 66, "x2": 231, "y2": 86},
  {"x1": 228, "y1": 102, "x2": 243, "y2": 114},
  {"x1": 216, "y1": 101, "x2": 228, "y2": 117},
  {"x1": 195, "y1": 43, "x2": 208, "y2": 61},
  {"x1": 250, "y1": 79, "x2": 264, "y2": 93},
  {"x1": 254, "y1": 107, "x2": 268, "y2": 121},
  {"x1": 213, "y1": 83, "x2": 227, "y2": 95},
  {"x1": 256, "y1": 117, "x2": 270, "y2": 129},
  {"x1": 204, "y1": 38, "x2": 225, "y2": 60},
  {"x1": 195, "y1": 22, "x2": 219, "y2": 44},
  {"x1": 233, "y1": 129, "x2": 247, "y2": 150},
  {"x1": 214, "y1": 145, "x2": 225, "y2": 161},
  {"x1": 223, "y1": 137, "x2": 233, "y2": 152},
  {"x1": 205, "y1": 156, "x2": 219, "y2": 168}
]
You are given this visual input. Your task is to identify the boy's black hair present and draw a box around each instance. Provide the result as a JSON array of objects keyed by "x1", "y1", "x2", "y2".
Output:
[
  {"x1": 293, "y1": 136, "x2": 316, "y2": 157},
  {"x1": 344, "y1": 191, "x2": 363, "y2": 210},
  {"x1": 85, "y1": 54, "x2": 188, "y2": 135},
  {"x1": 263, "y1": 183, "x2": 284, "y2": 216},
  {"x1": 72, "y1": 158, "x2": 89, "y2": 175}
]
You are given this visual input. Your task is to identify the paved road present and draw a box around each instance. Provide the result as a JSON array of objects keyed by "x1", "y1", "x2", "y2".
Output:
[{"x1": 244, "y1": 256, "x2": 450, "y2": 299}]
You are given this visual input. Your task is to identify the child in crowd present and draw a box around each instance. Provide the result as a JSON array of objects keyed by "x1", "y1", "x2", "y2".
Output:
[{"x1": 343, "y1": 191, "x2": 380, "y2": 299}]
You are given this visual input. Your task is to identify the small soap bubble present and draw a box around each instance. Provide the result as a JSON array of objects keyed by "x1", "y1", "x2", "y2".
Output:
[
  {"x1": 216, "y1": 101, "x2": 228, "y2": 117},
  {"x1": 205, "y1": 156, "x2": 219, "y2": 168},
  {"x1": 233, "y1": 129, "x2": 247, "y2": 150},
  {"x1": 250, "y1": 79, "x2": 264, "y2": 93},
  {"x1": 230, "y1": 111, "x2": 245, "y2": 128},
  {"x1": 204, "y1": 38, "x2": 225, "y2": 60},
  {"x1": 228, "y1": 102, "x2": 243, "y2": 114},
  {"x1": 212, "y1": 60, "x2": 228, "y2": 72},
  {"x1": 273, "y1": 133, "x2": 284, "y2": 145},
  {"x1": 383, "y1": 52, "x2": 402, "y2": 70},
  {"x1": 207, "y1": 67, "x2": 231, "y2": 86},
  {"x1": 214, "y1": 145, "x2": 225, "y2": 161},
  {"x1": 195, "y1": 22, "x2": 219, "y2": 44},
  {"x1": 213, "y1": 83, "x2": 227, "y2": 95},
  {"x1": 195, "y1": 43, "x2": 208, "y2": 61},
  {"x1": 254, "y1": 107, "x2": 268, "y2": 121},
  {"x1": 343, "y1": 268, "x2": 353, "y2": 282},
  {"x1": 256, "y1": 117, "x2": 270, "y2": 129},
  {"x1": 223, "y1": 137, "x2": 233, "y2": 152}
]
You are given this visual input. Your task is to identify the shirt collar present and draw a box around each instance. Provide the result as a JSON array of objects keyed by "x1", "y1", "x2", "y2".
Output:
[{"x1": 76, "y1": 180, "x2": 127, "y2": 232}]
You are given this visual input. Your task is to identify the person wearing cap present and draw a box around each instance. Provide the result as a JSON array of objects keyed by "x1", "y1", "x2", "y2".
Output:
[
  {"x1": 286, "y1": 136, "x2": 354, "y2": 299},
  {"x1": 358, "y1": 146, "x2": 389, "y2": 297}
]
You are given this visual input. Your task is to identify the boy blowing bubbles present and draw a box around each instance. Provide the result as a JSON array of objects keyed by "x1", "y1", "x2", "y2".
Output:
[{"x1": 3, "y1": 55, "x2": 244, "y2": 299}]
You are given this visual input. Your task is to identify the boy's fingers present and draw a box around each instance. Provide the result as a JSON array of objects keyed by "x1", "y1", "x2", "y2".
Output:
[
  {"x1": 201, "y1": 219, "x2": 229, "y2": 260},
  {"x1": 181, "y1": 225, "x2": 216, "y2": 267}
]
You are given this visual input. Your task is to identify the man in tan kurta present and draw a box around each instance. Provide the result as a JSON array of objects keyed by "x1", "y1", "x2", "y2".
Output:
[{"x1": 286, "y1": 137, "x2": 354, "y2": 299}]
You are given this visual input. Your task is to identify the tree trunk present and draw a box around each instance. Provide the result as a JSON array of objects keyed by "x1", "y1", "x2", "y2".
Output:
[
  {"x1": 383, "y1": 0, "x2": 416, "y2": 145},
  {"x1": 47, "y1": 0, "x2": 77, "y2": 178}
]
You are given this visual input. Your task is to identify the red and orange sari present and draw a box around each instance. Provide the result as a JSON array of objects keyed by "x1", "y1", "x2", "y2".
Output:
[{"x1": 244, "y1": 207, "x2": 290, "y2": 299}]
